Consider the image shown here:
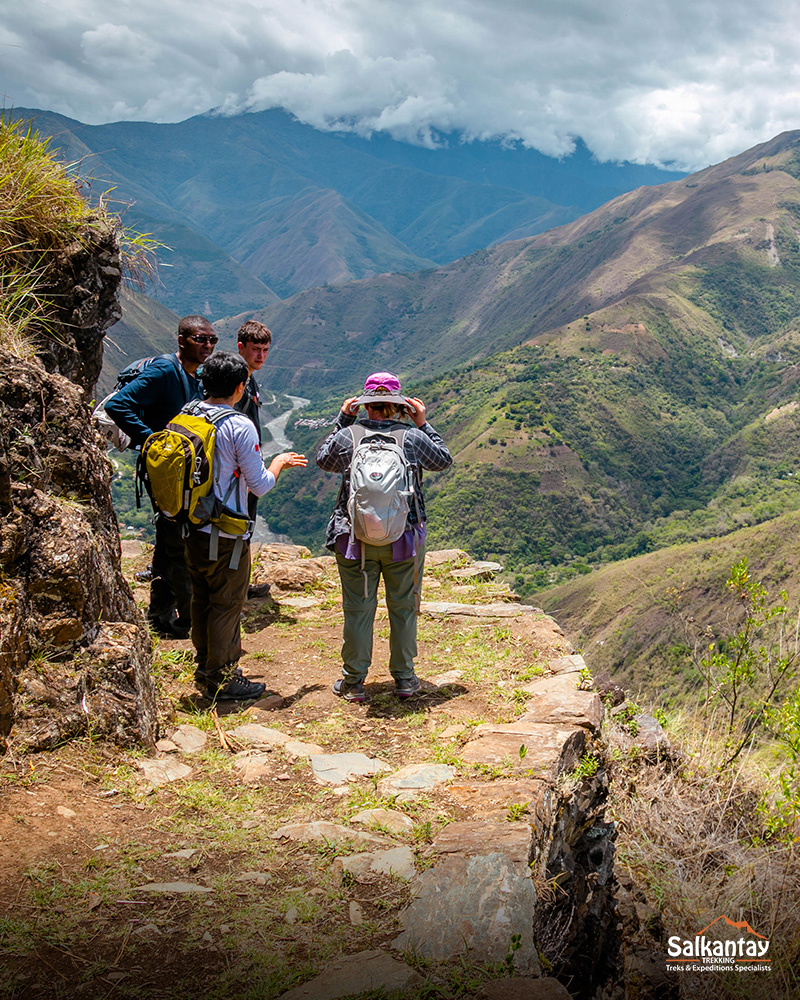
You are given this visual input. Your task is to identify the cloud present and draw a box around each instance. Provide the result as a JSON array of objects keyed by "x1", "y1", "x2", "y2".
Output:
[{"x1": 2, "y1": 0, "x2": 800, "y2": 169}]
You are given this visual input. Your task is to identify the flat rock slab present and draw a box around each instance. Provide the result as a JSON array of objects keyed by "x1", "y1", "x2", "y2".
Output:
[
  {"x1": 421, "y1": 602, "x2": 530, "y2": 618},
  {"x1": 340, "y1": 846, "x2": 416, "y2": 883},
  {"x1": 349, "y1": 807, "x2": 415, "y2": 835},
  {"x1": 234, "y1": 871, "x2": 270, "y2": 884},
  {"x1": 284, "y1": 739, "x2": 324, "y2": 758},
  {"x1": 461, "y1": 723, "x2": 586, "y2": 780},
  {"x1": 547, "y1": 653, "x2": 586, "y2": 675},
  {"x1": 311, "y1": 753, "x2": 390, "y2": 786},
  {"x1": 429, "y1": 670, "x2": 464, "y2": 687},
  {"x1": 170, "y1": 724, "x2": 208, "y2": 753},
  {"x1": 276, "y1": 949, "x2": 422, "y2": 1000},
  {"x1": 135, "y1": 882, "x2": 212, "y2": 894},
  {"x1": 271, "y1": 821, "x2": 394, "y2": 848},
  {"x1": 477, "y1": 978, "x2": 573, "y2": 1000},
  {"x1": 230, "y1": 724, "x2": 290, "y2": 748},
  {"x1": 279, "y1": 596, "x2": 321, "y2": 609},
  {"x1": 425, "y1": 549, "x2": 470, "y2": 566},
  {"x1": 394, "y1": 853, "x2": 540, "y2": 974},
  {"x1": 518, "y1": 688, "x2": 603, "y2": 733},
  {"x1": 447, "y1": 780, "x2": 554, "y2": 828},
  {"x1": 433, "y1": 821, "x2": 534, "y2": 865},
  {"x1": 233, "y1": 753, "x2": 273, "y2": 782},
  {"x1": 450, "y1": 566, "x2": 497, "y2": 581},
  {"x1": 378, "y1": 763, "x2": 455, "y2": 799},
  {"x1": 137, "y1": 759, "x2": 193, "y2": 787}
]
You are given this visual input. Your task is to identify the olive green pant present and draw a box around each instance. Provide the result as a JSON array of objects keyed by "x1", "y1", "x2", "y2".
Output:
[{"x1": 335, "y1": 544, "x2": 421, "y2": 683}]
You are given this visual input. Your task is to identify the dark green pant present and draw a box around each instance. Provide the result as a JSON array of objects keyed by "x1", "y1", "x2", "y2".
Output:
[
  {"x1": 185, "y1": 529, "x2": 251, "y2": 687},
  {"x1": 336, "y1": 544, "x2": 421, "y2": 683}
]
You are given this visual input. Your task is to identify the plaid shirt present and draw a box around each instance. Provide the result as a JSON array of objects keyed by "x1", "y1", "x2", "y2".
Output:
[{"x1": 316, "y1": 412, "x2": 453, "y2": 550}]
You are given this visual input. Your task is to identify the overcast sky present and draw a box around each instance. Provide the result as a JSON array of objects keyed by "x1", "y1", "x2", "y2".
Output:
[{"x1": 2, "y1": 0, "x2": 800, "y2": 170}]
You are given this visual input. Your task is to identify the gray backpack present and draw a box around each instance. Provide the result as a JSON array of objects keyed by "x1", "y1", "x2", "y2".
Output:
[{"x1": 347, "y1": 425, "x2": 414, "y2": 546}]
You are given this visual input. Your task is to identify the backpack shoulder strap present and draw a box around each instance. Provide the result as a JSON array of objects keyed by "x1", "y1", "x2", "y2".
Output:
[{"x1": 165, "y1": 353, "x2": 196, "y2": 403}]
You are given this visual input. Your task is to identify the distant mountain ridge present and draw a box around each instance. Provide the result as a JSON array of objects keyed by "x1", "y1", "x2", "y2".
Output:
[{"x1": 8, "y1": 107, "x2": 682, "y2": 318}]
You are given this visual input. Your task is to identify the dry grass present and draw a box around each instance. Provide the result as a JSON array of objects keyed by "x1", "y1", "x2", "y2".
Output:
[
  {"x1": 0, "y1": 115, "x2": 159, "y2": 355},
  {"x1": 608, "y1": 714, "x2": 800, "y2": 1000}
]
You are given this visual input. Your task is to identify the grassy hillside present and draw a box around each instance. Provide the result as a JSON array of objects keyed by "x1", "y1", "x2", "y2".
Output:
[
  {"x1": 252, "y1": 132, "x2": 800, "y2": 600},
  {"x1": 248, "y1": 131, "x2": 800, "y2": 400},
  {"x1": 533, "y1": 511, "x2": 800, "y2": 705},
  {"x1": 97, "y1": 288, "x2": 181, "y2": 396}
]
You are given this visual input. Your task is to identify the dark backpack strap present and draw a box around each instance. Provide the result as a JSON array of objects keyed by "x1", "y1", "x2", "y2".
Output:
[{"x1": 165, "y1": 353, "x2": 197, "y2": 404}]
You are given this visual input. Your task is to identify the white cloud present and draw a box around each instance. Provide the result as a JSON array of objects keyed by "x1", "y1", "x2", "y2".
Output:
[{"x1": 2, "y1": 0, "x2": 800, "y2": 168}]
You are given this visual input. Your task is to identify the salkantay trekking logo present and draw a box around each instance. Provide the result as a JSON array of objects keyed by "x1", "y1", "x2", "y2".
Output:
[{"x1": 667, "y1": 915, "x2": 771, "y2": 973}]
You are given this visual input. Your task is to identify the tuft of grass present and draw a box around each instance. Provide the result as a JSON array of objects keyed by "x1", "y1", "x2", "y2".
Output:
[{"x1": 0, "y1": 115, "x2": 159, "y2": 355}]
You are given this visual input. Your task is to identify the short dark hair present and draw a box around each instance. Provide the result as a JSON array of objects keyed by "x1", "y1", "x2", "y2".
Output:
[
  {"x1": 178, "y1": 314, "x2": 213, "y2": 339},
  {"x1": 237, "y1": 320, "x2": 273, "y2": 346},
  {"x1": 200, "y1": 352, "x2": 249, "y2": 399}
]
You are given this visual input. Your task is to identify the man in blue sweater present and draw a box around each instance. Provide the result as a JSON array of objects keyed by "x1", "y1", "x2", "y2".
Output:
[{"x1": 105, "y1": 315, "x2": 217, "y2": 638}]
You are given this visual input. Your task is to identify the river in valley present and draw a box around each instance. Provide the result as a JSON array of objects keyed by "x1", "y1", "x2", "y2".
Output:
[{"x1": 253, "y1": 394, "x2": 310, "y2": 544}]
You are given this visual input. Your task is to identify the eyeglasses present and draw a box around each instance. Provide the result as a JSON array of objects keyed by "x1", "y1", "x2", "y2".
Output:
[{"x1": 188, "y1": 335, "x2": 218, "y2": 345}]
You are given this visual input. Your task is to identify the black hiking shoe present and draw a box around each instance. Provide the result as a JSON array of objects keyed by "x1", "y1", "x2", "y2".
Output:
[
  {"x1": 332, "y1": 678, "x2": 366, "y2": 703},
  {"x1": 247, "y1": 581, "x2": 272, "y2": 599},
  {"x1": 207, "y1": 673, "x2": 265, "y2": 702},
  {"x1": 395, "y1": 673, "x2": 421, "y2": 699}
]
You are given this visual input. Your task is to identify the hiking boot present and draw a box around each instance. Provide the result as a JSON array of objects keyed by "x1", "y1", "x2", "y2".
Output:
[
  {"x1": 134, "y1": 566, "x2": 153, "y2": 582},
  {"x1": 247, "y1": 581, "x2": 272, "y2": 599},
  {"x1": 395, "y1": 673, "x2": 421, "y2": 699},
  {"x1": 332, "y1": 678, "x2": 366, "y2": 703},
  {"x1": 206, "y1": 673, "x2": 265, "y2": 702}
]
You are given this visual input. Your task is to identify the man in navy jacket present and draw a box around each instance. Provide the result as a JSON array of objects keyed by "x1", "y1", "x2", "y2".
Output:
[{"x1": 105, "y1": 315, "x2": 216, "y2": 638}]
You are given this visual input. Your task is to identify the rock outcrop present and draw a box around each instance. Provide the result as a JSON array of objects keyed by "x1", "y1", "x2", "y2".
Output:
[{"x1": 0, "y1": 227, "x2": 156, "y2": 752}]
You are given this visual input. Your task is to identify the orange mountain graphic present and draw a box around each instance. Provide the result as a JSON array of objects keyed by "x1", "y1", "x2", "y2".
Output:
[{"x1": 698, "y1": 915, "x2": 768, "y2": 939}]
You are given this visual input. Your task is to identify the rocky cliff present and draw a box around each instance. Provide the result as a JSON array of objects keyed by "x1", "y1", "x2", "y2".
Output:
[{"x1": 0, "y1": 220, "x2": 157, "y2": 752}]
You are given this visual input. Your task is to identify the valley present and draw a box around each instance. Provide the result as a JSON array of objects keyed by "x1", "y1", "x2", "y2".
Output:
[{"x1": 53, "y1": 111, "x2": 800, "y2": 707}]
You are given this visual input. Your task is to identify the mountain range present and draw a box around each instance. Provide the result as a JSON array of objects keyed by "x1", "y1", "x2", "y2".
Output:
[
  {"x1": 8, "y1": 107, "x2": 680, "y2": 319},
  {"x1": 250, "y1": 130, "x2": 800, "y2": 622},
  {"x1": 19, "y1": 104, "x2": 800, "y2": 700}
]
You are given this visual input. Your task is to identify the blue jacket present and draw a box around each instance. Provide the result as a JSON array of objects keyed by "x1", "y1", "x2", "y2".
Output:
[{"x1": 104, "y1": 355, "x2": 201, "y2": 448}]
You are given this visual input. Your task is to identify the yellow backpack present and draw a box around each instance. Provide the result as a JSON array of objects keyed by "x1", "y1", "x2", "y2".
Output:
[{"x1": 141, "y1": 402, "x2": 252, "y2": 566}]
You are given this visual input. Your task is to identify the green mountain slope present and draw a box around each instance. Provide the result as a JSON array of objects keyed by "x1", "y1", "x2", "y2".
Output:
[
  {"x1": 253, "y1": 132, "x2": 800, "y2": 598},
  {"x1": 533, "y1": 510, "x2": 800, "y2": 705},
  {"x1": 97, "y1": 288, "x2": 181, "y2": 396},
  {"x1": 251, "y1": 131, "x2": 800, "y2": 400}
]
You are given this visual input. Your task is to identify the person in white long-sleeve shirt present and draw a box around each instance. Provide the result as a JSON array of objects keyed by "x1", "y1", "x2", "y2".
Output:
[{"x1": 185, "y1": 352, "x2": 306, "y2": 702}]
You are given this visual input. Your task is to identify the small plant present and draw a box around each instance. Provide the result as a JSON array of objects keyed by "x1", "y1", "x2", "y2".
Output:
[
  {"x1": 506, "y1": 802, "x2": 528, "y2": 821},
  {"x1": 502, "y1": 932, "x2": 523, "y2": 974},
  {"x1": 565, "y1": 753, "x2": 600, "y2": 782},
  {"x1": 614, "y1": 702, "x2": 641, "y2": 736}
]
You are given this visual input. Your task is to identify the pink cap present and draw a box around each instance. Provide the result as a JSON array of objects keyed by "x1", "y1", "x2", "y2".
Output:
[
  {"x1": 352, "y1": 371, "x2": 408, "y2": 408},
  {"x1": 363, "y1": 371, "x2": 401, "y2": 394}
]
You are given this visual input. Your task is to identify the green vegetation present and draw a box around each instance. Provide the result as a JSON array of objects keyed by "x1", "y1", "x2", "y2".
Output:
[
  {"x1": 0, "y1": 116, "x2": 158, "y2": 361},
  {"x1": 0, "y1": 118, "x2": 105, "y2": 354}
]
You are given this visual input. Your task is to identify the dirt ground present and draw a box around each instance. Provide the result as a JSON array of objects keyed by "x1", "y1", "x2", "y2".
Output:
[{"x1": 0, "y1": 546, "x2": 570, "y2": 1000}]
